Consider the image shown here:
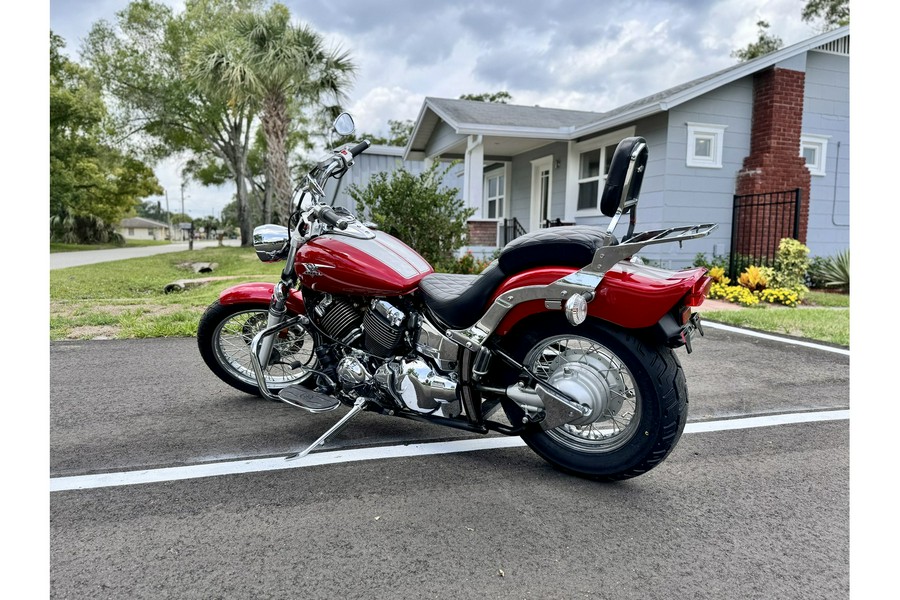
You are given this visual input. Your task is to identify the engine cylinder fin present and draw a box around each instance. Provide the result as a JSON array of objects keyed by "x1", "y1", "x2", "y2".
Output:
[{"x1": 318, "y1": 298, "x2": 363, "y2": 340}]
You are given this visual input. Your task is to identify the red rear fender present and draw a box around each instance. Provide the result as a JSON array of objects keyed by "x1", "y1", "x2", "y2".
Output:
[
  {"x1": 218, "y1": 282, "x2": 306, "y2": 314},
  {"x1": 491, "y1": 263, "x2": 709, "y2": 335}
]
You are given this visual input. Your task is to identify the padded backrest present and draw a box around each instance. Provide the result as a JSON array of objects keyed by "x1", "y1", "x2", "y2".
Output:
[{"x1": 600, "y1": 136, "x2": 648, "y2": 217}]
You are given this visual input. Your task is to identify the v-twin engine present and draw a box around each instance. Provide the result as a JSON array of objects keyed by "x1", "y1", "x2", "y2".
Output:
[{"x1": 314, "y1": 293, "x2": 462, "y2": 419}]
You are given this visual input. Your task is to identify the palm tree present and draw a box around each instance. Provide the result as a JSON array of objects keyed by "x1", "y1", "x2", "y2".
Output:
[{"x1": 189, "y1": 3, "x2": 355, "y2": 224}]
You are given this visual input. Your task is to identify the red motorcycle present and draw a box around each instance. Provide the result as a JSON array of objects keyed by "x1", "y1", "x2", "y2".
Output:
[{"x1": 198, "y1": 113, "x2": 716, "y2": 480}]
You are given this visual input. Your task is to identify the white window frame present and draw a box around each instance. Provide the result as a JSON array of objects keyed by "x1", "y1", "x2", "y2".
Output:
[
  {"x1": 686, "y1": 122, "x2": 727, "y2": 169},
  {"x1": 571, "y1": 126, "x2": 636, "y2": 216},
  {"x1": 800, "y1": 134, "x2": 829, "y2": 177},
  {"x1": 482, "y1": 168, "x2": 506, "y2": 220}
]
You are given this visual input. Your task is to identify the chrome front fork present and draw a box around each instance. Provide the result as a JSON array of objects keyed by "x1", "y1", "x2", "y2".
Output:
[{"x1": 249, "y1": 313, "x2": 307, "y2": 402}]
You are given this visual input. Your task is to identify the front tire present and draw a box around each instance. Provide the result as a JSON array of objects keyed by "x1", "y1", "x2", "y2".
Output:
[
  {"x1": 198, "y1": 301, "x2": 317, "y2": 397},
  {"x1": 507, "y1": 317, "x2": 688, "y2": 481}
]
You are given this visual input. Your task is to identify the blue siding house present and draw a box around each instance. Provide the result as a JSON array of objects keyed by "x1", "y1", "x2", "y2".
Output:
[{"x1": 404, "y1": 26, "x2": 850, "y2": 268}]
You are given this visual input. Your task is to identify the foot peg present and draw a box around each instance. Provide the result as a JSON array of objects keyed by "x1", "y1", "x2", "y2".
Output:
[
  {"x1": 277, "y1": 385, "x2": 340, "y2": 413},
  {"x1": 286, "y1": 397, "x2": 369, "y2": 461}
]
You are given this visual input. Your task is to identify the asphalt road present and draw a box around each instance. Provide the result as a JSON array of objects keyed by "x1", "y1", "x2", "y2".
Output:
[
  {"x1": 48, "y1": 325, "x2": 850, "y2": 599},
  {"x1": 49, "y1": 239, "x2": 242, "y2": 270}
]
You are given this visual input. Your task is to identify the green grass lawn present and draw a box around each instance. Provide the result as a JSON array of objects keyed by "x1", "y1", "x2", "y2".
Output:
[
  {"x1": 701, "y1": 308, "x2": 849, "y2": 347},
  {"x1": 703, "y1": 290, "x2": 849, "y2": 347},
  {"x1": 50, "y1": 246, "x2": 282, "y2": 340}
]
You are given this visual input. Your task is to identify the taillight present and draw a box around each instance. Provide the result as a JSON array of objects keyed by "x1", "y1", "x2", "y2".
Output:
[{"x1": 684, "y1": 275, "x2": 712, "y2": 307}]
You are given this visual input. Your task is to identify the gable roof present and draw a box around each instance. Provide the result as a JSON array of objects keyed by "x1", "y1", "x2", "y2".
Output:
[
  {"x1": 569, "y1": 25, "x2": 849, "y2": 138},
  {"x1": 405, "y1": 25, "x2": 849, "y2": 158},
  {"x1": 119, "y1": 217, "x2": 170, "y2": 229}
]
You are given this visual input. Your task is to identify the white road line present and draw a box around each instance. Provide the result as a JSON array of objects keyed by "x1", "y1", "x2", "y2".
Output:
[
  {"x1": 702, "y1": 321, "x2": 850, "y2": 356},
  {"x1": 50, "y1": 409, "x2": 849, "y2": 492}
]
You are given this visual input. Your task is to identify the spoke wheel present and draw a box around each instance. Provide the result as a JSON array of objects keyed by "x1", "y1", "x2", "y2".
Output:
[
  {"x1": 198, "y1": 301, "x2": 317, "y2": 396},
  {"x1": 503, "y1": 317, "x2": 688, "y2": 481},
  {"x1": 525, "y1": 335, "x2": 641, "y2": 453}
]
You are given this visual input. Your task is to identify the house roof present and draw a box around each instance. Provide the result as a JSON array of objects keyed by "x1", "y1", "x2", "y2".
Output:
[
  {"x1": 405, "y1": 25, "x2": 849, "y2": 159},
  {"x1": 120, "y1": 217, "x2": 170, "y2": 228}
]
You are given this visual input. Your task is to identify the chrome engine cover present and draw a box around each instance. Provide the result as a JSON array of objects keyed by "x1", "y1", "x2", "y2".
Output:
[{"x1": 375, "y1": 358, "x2": 460, "y2": 418}]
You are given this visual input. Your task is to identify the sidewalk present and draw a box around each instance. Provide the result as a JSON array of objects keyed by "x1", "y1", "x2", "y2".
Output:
[{"x1": 49, "y1": 239, "x2": 242, "y2": 270}]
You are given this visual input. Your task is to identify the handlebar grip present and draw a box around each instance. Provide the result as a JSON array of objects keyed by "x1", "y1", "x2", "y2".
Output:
[
  {"x1": 349, "y1": 140, "x2": 371, "y2": 157},
  {"x1": 319, "y1": 206, "x2": 349, "y2": 230}
]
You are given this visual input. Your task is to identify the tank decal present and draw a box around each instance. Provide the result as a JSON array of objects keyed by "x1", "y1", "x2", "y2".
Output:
[{"x1": 333, "y1": 231, "x2": 430, "y2": 279}]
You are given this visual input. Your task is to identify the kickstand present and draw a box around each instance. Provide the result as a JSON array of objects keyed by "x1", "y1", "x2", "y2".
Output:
[{"x1": 285, "y1": 397, "x2": 369, "y2": 461}]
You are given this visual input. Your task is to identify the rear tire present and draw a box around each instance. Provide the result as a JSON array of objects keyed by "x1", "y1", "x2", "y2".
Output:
[
  {"x1": 508, "y1": 317, "x2": 688, "y2": 481},
  {"x1": 197, "y1": 301, "x2": 317, "y2": 397}
]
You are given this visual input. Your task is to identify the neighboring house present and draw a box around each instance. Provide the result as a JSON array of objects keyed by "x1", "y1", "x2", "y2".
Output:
[
  {"x1": 117, "y1": 217, "x2": 171, "y2": 241},
  {"x1": 405, "y1": 26, "x2": 849, "y2": 268},
  {"x1": 325, "y1": 144, "x2": 464, "y2": 215}
]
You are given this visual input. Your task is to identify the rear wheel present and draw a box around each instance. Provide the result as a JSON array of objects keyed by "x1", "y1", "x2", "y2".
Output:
[
  {"x1": 198, "y1": 301, "x2": 317, "y2": 396},
  {"x1": 509, "y1": 318, "x2": 687, "y2": 481}
]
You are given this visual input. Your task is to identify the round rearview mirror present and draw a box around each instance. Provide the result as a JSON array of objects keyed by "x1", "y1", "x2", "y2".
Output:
[{"x1": 333, "y1": 113, "x2": 355, "y2": 136}]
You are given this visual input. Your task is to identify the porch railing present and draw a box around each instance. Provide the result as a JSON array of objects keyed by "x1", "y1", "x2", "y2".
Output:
[{"x1": 501, "y1": 217, "x2": 526, "y2": 245}]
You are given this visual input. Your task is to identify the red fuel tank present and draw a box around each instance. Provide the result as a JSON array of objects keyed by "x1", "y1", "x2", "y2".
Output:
[{"x1": 295, "y1": 229, "x2": 433, "y2": 296}]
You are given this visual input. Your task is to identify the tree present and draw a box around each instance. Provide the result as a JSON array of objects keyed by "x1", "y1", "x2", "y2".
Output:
[
  {"x1": 190, "y1": 3, "x2": 355, "y2": 223},
  {"x1": 348, "y1": 162, "x2": 473, "y2": 268},
  {"x1": 731, "y1": 20, "x2": 784, "y2": 62},
  {"x1": 83, "y1": 0, "x2": 263, "y2": 246},
  {"x1": 50, "y1": 31, "x2": 161, "y2": 244},
  {"x1": 459, "y1": 91, "x2": 513, "y2": 104},
  {"x1": 802, "y1": 0, "x2": 849, "y2": 30}
]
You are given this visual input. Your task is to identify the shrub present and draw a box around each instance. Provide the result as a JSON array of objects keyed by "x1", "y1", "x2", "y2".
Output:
[
  {"x1": 708, "y1": 282, "x2": 760, "y2": 306},
  {"x1": 758, "y1": 287, "x2": 801, "y2": 308},
  {"x1": 770, "y1": 238, "x2": 810, "y2": 297},
  {"x1": 708, "y1": 266, "x2": 729, "y2": 284},
  {"x1": 349, "y1": 162, "x2": 473, "y2": 267},
  {"x1": 441, "y1": 250, "x2": 497, "y2": 274},
  {"x1": 693, "y1": 252, "x2": 729, "y2": 270},
  {"x1": 808, "y1": 249, "x2": 849, "y2": 291},
  {"x1": 738, "y1": 265, "x2": 767, "y2": 291}
]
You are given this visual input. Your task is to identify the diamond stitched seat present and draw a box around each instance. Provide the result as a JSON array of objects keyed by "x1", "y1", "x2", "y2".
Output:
[{"x1": 418, "y1": 226, "x2": 616, "y2": 330}]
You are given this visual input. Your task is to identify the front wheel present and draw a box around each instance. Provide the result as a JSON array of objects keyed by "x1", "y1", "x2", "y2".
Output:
[
  {"x1": 198, "y1": 301, "x2": 318, "y2": 397},
  {"x1": 508, "y1": 318, "x2": 688, "y2": 481}
]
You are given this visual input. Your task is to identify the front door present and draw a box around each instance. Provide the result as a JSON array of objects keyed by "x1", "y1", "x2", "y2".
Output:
[{"x1": 529, "y1": 156, "x2": 553, "y2": 232}]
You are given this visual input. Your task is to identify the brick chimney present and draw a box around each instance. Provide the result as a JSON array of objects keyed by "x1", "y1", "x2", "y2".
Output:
[{"x1": 735, "y1": 67, "x2": 811, "y2": 254}]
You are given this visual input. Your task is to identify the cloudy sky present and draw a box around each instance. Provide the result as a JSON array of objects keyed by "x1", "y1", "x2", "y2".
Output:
[{"x1": 49, "y1": 0, "x2": 838, "y2": 218}]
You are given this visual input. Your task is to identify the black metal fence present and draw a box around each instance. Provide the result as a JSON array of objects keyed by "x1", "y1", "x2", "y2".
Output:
[{"x1": 729, "y1": 188, "x2": 801, "y2": 279}]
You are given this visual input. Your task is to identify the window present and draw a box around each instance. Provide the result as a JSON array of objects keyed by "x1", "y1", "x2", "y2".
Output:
[
  {"x1": 800, "y1": 134, "x2": 829, "y2": 177},
  {"x1": 686, "y1": 122, "x2": 727, "y2": 168},
  {"x1": 484, "y1": 172, "x2": 505, "y2": 219},
  {"x1": 128, "y1": 228, "x2": 135, "y2": 236},
  {"x1": 576, "y1": 142, "x2": 619, "y2": 211}
]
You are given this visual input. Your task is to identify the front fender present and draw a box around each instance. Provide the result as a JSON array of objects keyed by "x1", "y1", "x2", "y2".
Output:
[
  {"x1": 218, "y1": 281, "x2": 307, "y2": 315},
  {"x1": 490, "y1": 263, "x2": 707, "y2": 335}
]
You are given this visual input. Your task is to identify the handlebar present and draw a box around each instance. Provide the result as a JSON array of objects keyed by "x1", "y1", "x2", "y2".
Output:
[
  {"x1": 315, "y1": 205, "x2": 350, "y2": 230},
  {"x1": 296, "y1": 140, "x2": 371, "y2": 229},
  {"x1": 348, "y1": 139, "x2": 371, "y2": 157}
]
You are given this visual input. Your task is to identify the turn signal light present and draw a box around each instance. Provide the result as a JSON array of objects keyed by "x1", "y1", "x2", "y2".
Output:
[
  {"x1": 684, "y1": 276, "x2": 712, "y2": 307},
  {"x1": 564, "y1": 293, "x2": 588, "y2": 325}
]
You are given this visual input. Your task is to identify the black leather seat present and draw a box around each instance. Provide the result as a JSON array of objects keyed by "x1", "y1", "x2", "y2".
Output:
[{"x1": 419, "y1": 226, "x2": 617, "y2": 330}]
